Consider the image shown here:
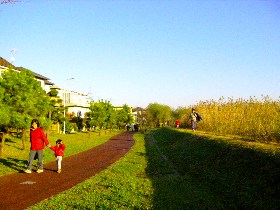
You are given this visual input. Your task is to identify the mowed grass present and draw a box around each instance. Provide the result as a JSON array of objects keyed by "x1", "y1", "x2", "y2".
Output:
[
  {"x1": 0, "y1": 130, "x2": 122, "y2": 176},
  {"x1": 28, "y1": 127, "x2": 280, "y2": 209}
]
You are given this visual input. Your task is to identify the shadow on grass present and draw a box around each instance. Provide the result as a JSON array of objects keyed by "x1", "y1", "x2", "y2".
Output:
[
  {"x1": 1, "y1": 136, "x2": 25, "y2": 150},
  {"x1": 0, "y1": 157, "x2": 28, "y2": 172},
  {"x1": 145, "y1": 127, "x2": 280, "y2": 209},
  {"x1": 1, "y1": 137, "x2": 16, "y2": 143}
]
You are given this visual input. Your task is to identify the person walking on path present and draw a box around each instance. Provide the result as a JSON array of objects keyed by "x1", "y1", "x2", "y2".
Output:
[
  {"x1": 126, "y1": 124, "x2": 130, "y2": 131},
  {"x1": 175, "y1": 119, "x2": 180, "y2": 128},
  {"x1": 24, "y1": 119, "x2": 51, "y2": 173},
  {"x1": 50, "y1": 139, "x2": 66, "y2": 173},
  {"x1": 188, "y1": 108, "x2": 202, "y2": 132}
]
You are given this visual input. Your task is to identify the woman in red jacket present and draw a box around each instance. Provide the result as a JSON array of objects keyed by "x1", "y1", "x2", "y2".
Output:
[
  {"x1": 50, "y1": 139, "x2": 66, "y2": 173},
  {"x1": 24, "y1": 119, "x2": 51, "y2": 173}
]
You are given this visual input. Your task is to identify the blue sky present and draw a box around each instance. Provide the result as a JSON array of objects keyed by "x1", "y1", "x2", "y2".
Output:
[{"x1": 0, "y1": 0, "x2": 279, "y2": 108}]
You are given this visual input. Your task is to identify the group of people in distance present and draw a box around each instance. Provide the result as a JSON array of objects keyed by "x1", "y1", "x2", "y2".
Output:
[
  {"x1": 24, "y1": 119, "x2": 66, "y2": 174},
  {"x1": 126, "y1": 123, "x2": 139, "y2": 132},
  {"x1": 176, "y1": 108, "x2": 202, "y2": 132}
]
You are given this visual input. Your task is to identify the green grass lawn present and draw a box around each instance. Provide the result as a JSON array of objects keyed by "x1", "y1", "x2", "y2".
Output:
[{"x1": 1, "y1": 128, "x2": 280, "y2": 209}]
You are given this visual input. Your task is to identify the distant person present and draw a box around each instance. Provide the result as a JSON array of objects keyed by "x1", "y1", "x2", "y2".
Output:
[
  {"x1": 126, "y1": 124, "x2": 130, "y2": 131},
  {"x1": 131, "y1": 123, "x2": 134, "y2": 132},
  {"x1": 134, "y1": 123, "x2": 139, "y2": 132},
  {"x1": 50, "y1": 139, "x2": 66, "y2": 173},
  {"x1": 25, "y1": 119, "x2": 51, "y2": 173},
  {"x1": 175, "y1": 119, "x2": 180, "y2": 128},
  {"x1": 188, "y1": 108, "x2": 202, "y2": 132}
]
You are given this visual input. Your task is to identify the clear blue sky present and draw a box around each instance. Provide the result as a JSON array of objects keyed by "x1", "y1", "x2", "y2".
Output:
[{"x1": 1, "y1": 0, "x2": 279, "y2": 108}]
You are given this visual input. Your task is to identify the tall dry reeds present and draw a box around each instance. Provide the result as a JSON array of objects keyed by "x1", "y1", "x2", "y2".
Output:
[{"x1": 190, "y1": 95, "x2": 280, "y2": 142}]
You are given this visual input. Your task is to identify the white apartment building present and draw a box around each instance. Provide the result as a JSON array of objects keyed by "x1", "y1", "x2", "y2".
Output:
[{"x1": 51, "y1": 85, "x2": 90, "y2": 118}]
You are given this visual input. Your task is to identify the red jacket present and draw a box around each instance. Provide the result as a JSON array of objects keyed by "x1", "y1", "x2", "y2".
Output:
[
  {"x1": 50, "y1": 144, "x2": 66, "y2": 157},
  {"x1": 30, "y1": 127, "x2": 50, "y2": 150}
]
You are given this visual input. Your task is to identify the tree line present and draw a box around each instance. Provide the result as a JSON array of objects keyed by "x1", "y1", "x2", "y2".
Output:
[
  {"x1": 0, "y1": 68, "x2": 134, "y2": 156},
  {"x1": 1, "y1": 68, "x2": 279, "y2": 157}
]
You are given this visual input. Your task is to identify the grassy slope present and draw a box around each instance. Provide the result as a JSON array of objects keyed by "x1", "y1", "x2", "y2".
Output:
[{"x1": 146, "y1": 128, "x2": 280, "y2": 209}]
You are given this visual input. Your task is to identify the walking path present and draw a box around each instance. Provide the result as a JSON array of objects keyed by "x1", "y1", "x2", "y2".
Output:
[{"x1": 0, "y1": 132, "x2": 135, "y2": 210}]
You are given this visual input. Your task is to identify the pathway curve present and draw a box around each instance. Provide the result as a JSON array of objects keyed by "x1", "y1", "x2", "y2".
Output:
[{"x1": 0, "y1": 132, "x2": 135, "y2": 210}]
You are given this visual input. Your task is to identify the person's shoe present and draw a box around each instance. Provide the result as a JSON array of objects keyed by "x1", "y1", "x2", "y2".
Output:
[
  {"x1": 36, "y1": 169, "x2": 43, "y2": 173},
  {"x1": 24, "y1": 169, "x2": 32, "y2": 174},
  {"x1": 57, "y1": 169, "x2": 61, "y2": 173}
]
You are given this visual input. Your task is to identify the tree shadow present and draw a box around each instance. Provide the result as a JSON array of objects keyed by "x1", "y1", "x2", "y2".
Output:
[
  {"x1": 2, "y1": 136, "x2": 25, "y2": 150},
  {"x1": 144, "y1": 127, "x2": 280, "y2": 209},
  {"x1": 0, "y1": 157, "x2": 28, "y2": 172},
  {"x1": 1, "y1": 137, "x2": 16, "y2": 143},
  {"x1": 0, "y1": 157, "x2": 58, "y2": 173}
]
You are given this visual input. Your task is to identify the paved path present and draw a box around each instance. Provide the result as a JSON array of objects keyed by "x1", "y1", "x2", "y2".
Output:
[{"x1": 0, "y1": 132, "x2": 135, "y2": 210}]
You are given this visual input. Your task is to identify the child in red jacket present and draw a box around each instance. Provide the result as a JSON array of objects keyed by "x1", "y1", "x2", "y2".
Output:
[{"x1": 50, "y1": 139, "x2": 66, "y2": 173}]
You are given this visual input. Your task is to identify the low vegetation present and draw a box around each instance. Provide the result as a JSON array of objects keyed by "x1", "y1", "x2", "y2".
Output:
[
  {"x1": 27, "y1": 127, "x2": 279, "y2": 209},
  {"x1": 175, "y1": 95, "x2": 280, "y2": 142}
]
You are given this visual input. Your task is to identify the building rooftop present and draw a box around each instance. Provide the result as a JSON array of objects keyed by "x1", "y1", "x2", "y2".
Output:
[{"x1": 0, "y1": 57, "x2": 54, "y2": 85}]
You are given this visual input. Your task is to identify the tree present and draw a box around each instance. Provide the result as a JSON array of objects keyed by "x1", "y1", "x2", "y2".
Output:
[
  {"x1": 48, "y1": 88, "x2": 64, "y2": 133},
  {"x1": 0, "y1": 103, "x2": 11, "y2": 156},
  {"x1": 105, "y1": 103, "x2": 116, "y2": 129},
  {"x1": 171, "y1": 106, "x2": 189, "y2": 128},
  {"x1": 116, "y1": 104, "x2": 134, "y2": 129},
  {"x1": 1, "y1": 68, "x2": 51, "y2": 117},
  {"x1": 86, "y1": 100, "x2": 116, "y2": 130},
  {"x1": 0, "y1": 68, "x2": 52, "y2": 155},
  {"x1": 146, "y1": 103, "x2": 172, "y2": 127}
]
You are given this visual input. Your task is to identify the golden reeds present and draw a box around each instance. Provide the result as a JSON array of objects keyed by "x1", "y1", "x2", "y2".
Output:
[{"x1": 191, "y1": 95, "x2": 280, "y2": 142}]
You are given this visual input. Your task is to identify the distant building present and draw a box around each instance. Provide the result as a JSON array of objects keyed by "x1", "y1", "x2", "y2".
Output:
[
  {"x1": 0, "y1": 56, "x2": 15, "y2": 71},
  {"x1": 114, "y1": 105, "x2": 132, "y2": 113},
  {"x1": 0, "y1": 57, "x2": 54, "y2": 91},
  {"x1": 16, "y1": 67, "x2": 55, "y2": 92},
  {"x1": 51, "y1": 85, "x2": 90, "y2": 118},
  {"x1": 132, "y1": 107, "x2": 146, "y2": 124}
]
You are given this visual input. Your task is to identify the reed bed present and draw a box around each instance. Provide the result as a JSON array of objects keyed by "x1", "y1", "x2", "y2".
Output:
[{"x1": 188, "y1": 96, "x2": 280, "y2": 142}]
